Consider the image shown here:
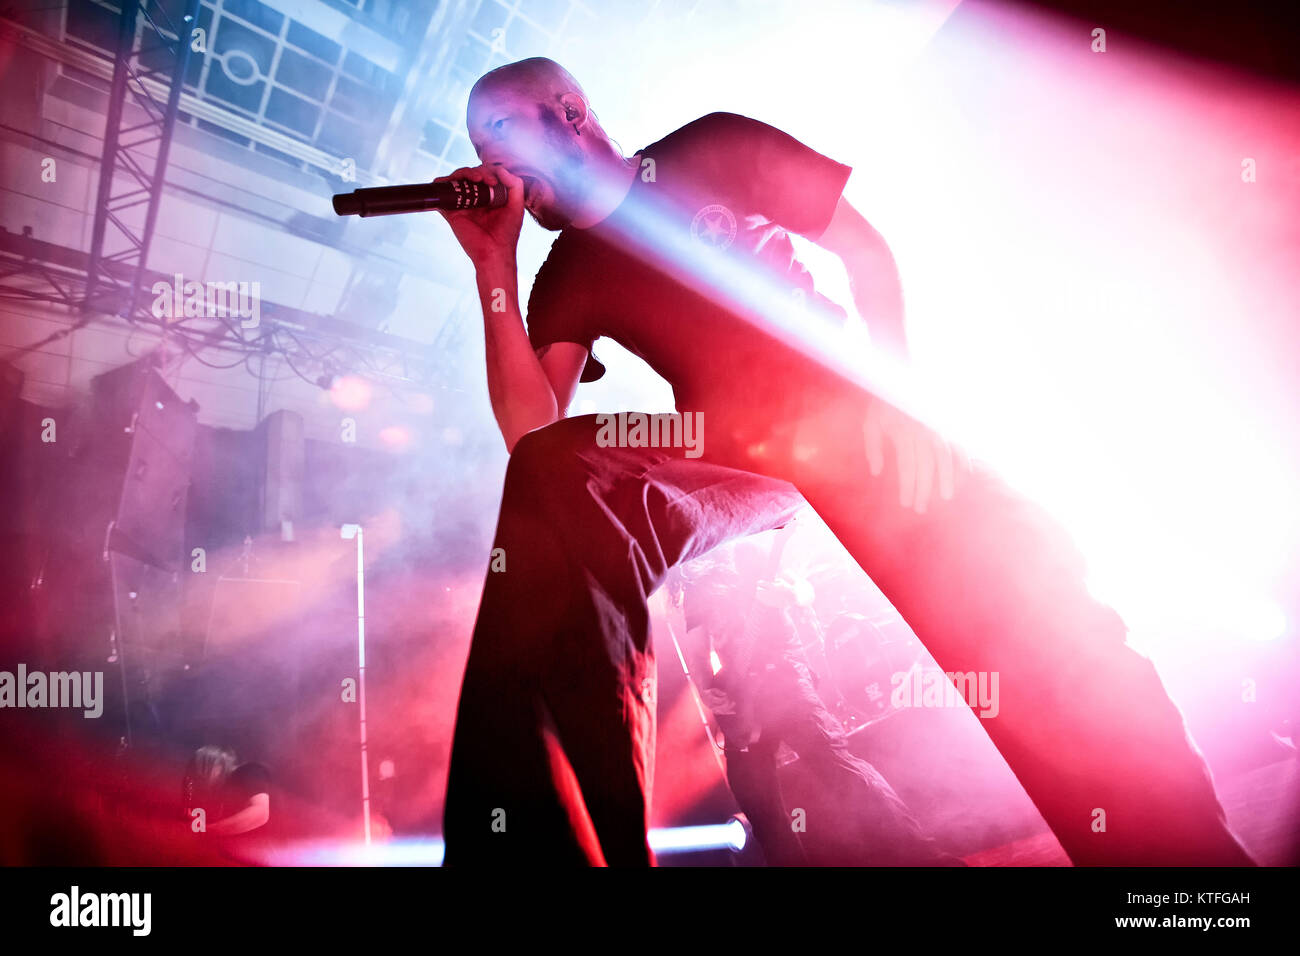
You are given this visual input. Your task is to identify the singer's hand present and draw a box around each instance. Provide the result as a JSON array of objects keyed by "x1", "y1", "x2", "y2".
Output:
[
  {"x1": 863, "y1": 398, "x2": 966, "y2": 515},
  {"x1": 435, "y1": 164, "x2": 524, "y2": 267}
]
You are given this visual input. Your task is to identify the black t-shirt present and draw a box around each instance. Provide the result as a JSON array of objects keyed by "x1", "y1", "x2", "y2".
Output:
[
  {"x1": 184, "y1": 761, "x2": 273, "y2": 845},
  {"x1": 227, "y1": 762, "x2": 271, "y2": 806},
  {"x1": 526, "y1": 112, "x2": 852, "y2": 429}
]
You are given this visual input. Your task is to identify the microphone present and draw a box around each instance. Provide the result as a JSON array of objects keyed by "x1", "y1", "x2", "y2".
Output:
[{"x1": 332, "y1": 179, "x2": 508, "y2": 217}]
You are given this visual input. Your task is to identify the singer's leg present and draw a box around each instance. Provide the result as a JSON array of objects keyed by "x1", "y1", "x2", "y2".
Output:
[
  {"x1": 736, "y1": 390, "x2": 1255, "y2": 865},
  {"x1": 443, "y1": 414, "x2": 806, "y2": 865}
]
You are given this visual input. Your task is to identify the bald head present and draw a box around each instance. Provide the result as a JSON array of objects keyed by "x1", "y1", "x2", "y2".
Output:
[
  {"x1": 465, "y1": 57, "x2": 629, "y2": 231},
  {"x1": 469, "y1": 56, "x2": 588, "y2": 114}
]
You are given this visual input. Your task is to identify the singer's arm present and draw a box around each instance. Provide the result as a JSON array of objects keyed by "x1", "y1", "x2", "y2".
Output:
[
  {"x1": 815, "y1": 191, "x2": 959, "y2": 515},
  {"x1": 436, "y1": 163, "x2": 581, "y2": 451},
  {"x1": 815, "y1": 194, "x2": 909, "y2": 362},
  {"x1": 474, "y1": 257, "x2": 583, "y2": 450}
]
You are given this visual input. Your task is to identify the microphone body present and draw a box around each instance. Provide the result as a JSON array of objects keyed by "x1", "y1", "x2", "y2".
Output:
[{"x1": 332, "y1": 180, "x2": 508, "y2": 217}]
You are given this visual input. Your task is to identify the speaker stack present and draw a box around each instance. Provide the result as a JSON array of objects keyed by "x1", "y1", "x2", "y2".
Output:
[{"x1": 88, "y1": 360, "x2": 198, "y2": 746}]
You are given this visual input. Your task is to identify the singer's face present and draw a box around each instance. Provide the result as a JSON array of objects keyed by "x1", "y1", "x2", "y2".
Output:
[{"x1": 468, "y1": 89, "x2": 587, "y2": 231}]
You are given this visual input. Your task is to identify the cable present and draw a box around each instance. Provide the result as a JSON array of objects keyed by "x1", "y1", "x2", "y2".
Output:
[
  {"x1": 0, "y1": 312, "x2": 94, "y2": 360},
  {"x1": 0, "y1": 262, "x2": 447, "y2": 393}
]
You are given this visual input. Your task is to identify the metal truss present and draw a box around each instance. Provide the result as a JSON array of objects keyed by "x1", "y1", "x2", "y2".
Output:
[
  {"x1": 84, "y1": 0, "x2": 202, "y2": 321},
  {"x1": 0, "y1": 228, "x2": 450, "y2": 393},
  {"x1": 0, "y1": 1, "x2": 455, "y2": 393}
]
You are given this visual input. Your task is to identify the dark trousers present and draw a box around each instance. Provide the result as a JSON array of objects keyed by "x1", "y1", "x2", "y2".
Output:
[{"x1": 443, "y1": 400, "x2": 1254, "y2": 866}]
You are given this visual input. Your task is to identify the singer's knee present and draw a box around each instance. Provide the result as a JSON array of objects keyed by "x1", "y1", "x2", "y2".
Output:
[{"x1": 506, "y1": 419, "x2": 595, "y2": 499}]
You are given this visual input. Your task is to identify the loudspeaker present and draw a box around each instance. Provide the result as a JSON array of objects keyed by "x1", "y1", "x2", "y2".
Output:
[
  {"x1": 257, "y1": 409, "x2": 304, "y2": 535},
  {"x1": 91, "y1": 361, "x2": 197, "y2": 571},
  {"x1": 108, "y1": 551, "x2": 183, "y2": 654},
  {"x1": 105, "y1": 550, "x2": 186, "y2": 738}
]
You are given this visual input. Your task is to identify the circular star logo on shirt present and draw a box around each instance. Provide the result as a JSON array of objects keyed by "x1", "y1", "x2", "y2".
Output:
[{"x1": 690, "y1": 203, "x2": 737, "y2": 249}]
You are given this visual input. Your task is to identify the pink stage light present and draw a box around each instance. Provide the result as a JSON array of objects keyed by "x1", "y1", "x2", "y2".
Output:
[
  {"x1": 378, "y1": 424, "x2": 412, "y2": 449},
  {"x1": 328, "y1": 375, "x2": 373, "y2": 412}
]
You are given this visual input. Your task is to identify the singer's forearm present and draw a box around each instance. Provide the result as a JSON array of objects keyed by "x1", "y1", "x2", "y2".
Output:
[
  {"x1": 844, "y1": 247, "x2": 909, "y2": 362},
  {"x1": 475, "y1": 261, "x2": 558, "y2": 451},
  {"x1": 816, "y1": 196, "x2": 910, "y2": 362}
]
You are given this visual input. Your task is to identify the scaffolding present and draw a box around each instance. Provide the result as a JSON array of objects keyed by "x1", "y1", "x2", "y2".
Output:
[{"x1": 84, "y1": 0, "x2": 202, "y2": 321}]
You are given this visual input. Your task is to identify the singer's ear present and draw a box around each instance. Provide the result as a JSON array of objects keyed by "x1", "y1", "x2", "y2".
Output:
[{"x1": 558, "y1": 93, "x2": 587, "y2": 128}]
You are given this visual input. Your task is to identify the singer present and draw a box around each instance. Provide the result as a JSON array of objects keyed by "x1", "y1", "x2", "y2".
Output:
[{"x1": 438, "y1": 57, "x2": 1255, "y2": 867}]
